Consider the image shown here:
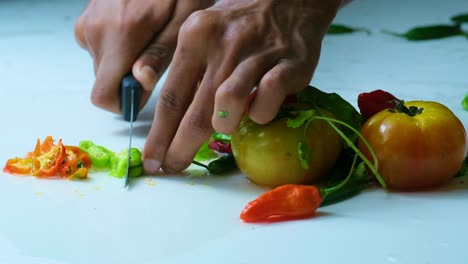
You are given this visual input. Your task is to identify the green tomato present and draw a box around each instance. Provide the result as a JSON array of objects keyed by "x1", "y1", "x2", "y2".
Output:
[{"x1": 231, "y1": 114, "x2": 342, "y2": 187}]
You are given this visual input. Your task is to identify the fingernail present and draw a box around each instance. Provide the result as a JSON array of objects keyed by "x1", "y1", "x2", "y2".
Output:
[
  {"x1": 138, "y1": 65, "x2": 158, "y2": 91},
  {"x1": 143, "y1": 159, "x2": 161, "y2": 175}
]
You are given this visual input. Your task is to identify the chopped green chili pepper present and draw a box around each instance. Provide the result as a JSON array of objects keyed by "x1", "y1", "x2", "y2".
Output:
[
  {"x1": 382, "y1": 24, "x2": 463, "y2": 41},
  {"x1": 327, "y1": 24, "x2": 371, "y2": 35},
  {"x1": 110, "y1": 148, "x2": 143, "y2": 178},
  {"x1": 211, "y1": 132, "x2": 232, "y2": 143},
  {"x1": 79, "y1": 140, "x2": 115, "y2": 169}
]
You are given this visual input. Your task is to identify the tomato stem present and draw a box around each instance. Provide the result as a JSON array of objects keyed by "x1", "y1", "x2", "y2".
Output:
[
  {"x1": 394, "y1": 100, "x2": 424, "y2": 117},
  {"x1": 314, "y1": 115, "x2": 387, "y2": 189}
]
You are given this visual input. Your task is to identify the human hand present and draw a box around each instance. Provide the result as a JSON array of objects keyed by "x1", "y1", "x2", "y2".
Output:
[
  {"x1": 143, "y1": 0, "x2": 344, "y2": 174},
  {"x1": 74, "y1": 0, "x2": 213, "y2": 113}
]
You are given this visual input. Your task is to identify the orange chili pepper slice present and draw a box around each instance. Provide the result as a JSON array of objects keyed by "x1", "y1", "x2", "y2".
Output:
[{"x1": 3, "y1": 157, "x2": 33, "y2": 175}]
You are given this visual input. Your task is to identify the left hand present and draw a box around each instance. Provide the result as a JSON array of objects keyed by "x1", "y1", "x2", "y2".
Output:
[{"x1": 143, "y1": 0, "x2": 343, "y2": 174}]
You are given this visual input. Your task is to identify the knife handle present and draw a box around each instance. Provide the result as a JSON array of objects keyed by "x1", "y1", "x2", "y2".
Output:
[{"x1": 120, "y1": 73, "x2": 142, "y2": 122}]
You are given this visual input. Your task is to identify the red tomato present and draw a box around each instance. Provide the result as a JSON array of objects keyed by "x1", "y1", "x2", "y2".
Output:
[{"x1": 358, "y1": 101, "x2": 467, "y2": 190}]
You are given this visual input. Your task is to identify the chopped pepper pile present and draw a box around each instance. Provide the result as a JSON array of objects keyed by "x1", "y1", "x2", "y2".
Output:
[
  {"x1": 3, "y1": 137, "x2": 144, "y2": 180},
  {"x1": 3, "y1": 136, "x2": 91, "y2": 180}
]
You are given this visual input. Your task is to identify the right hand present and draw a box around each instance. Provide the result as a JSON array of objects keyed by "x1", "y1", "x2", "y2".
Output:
[{"x1": 74, "y1": 0, "x2": 213, "y2": 113}]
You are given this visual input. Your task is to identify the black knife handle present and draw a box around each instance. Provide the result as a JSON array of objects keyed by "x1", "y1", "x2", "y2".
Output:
[{"x1": 120, "y1": 73, "x2": 142, "y2": 122}]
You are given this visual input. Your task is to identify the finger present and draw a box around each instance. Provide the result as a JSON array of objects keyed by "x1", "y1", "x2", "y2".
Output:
[
  {"x1": 132, "y1": 0, "x2": 194, "y2": 92},
  {"x1": 212, "y1": 55, "x2": 273, "y2": 134},
  {"x1": 74, "y1": 14, "x2": 87, "y2": 49},
  {"x1": 248, "y1": 60, "x2": 312, "y2": 124},
  {"x1": 142, "y1": 47, "x2": 205, "y2": 175},
  {"x1": 161, "y1": 67, "x2": 219, "y2": 173}
]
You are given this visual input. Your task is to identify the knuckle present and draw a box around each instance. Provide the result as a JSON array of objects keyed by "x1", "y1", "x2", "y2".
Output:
[
  {"x1": 188, "y1": 112, "x2": 213, "y2": 137},
  {"x1": 180, "y1": 10, "x2": 215, "y2": 38},
  {"x1": 158, "y1": 90, "x2": 187, "y2": 113},
  {"x1": 262, "y1": 69, "x2": 287, "y2": 88},
  {"x1": 217, "y1": 82, "x2": 245, "y2": 104},
  {"x1": 144, "y1": 43, "x2": 170, "y2": 60}
]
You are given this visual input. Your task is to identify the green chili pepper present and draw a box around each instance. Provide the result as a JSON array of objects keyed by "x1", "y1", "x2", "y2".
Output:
[
  {"x1": 320, "y1": 182, "x2": 369, "y2": 207},
  {"x1": 192, "y1": 154, "x2": 237, "y2": 175},
  {"x1": 211, "y1": 132, "x2": 232, "y2": 143},
  {"x1": 451, "y1": 13, "x2": 468, "y2": 24},
  {"x1": 327, "y1": 24, "x2": 371, "y2": 35},
  {"x1": 382, "y1": 24, "x2": 463, "y2": 41},
  {"x1": 110, "y1": 148, "x2": 143, "y2": 178},
  {"x1": 79, "y1": 140, "x2": 115, "y2": 169}
]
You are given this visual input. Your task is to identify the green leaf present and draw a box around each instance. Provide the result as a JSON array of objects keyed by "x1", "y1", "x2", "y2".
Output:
[
  {"x1": 194, "y1": 141, "x2": 218, "y2": 162},
  {"x1": 462, "y1": 94, "x2": 468, "y2": 111},
  {"x1": 296, "y1": 86, "x2": 364, "y2": 142},
  {"x1": 382, "y1": 24, "x2": 463, "y2": 41},
  {"x1": 286, "y1": 110, "x2": 315, "y2": 128},
  {"x1": 451, "y1": 13, "x2": 468, "y2": 24},
  {"x1": 297, "y1": 140, "x2": 312, "y2": 170},
  {"x1": 327, "y1": 24, "x2": 371, "y2": 35}
]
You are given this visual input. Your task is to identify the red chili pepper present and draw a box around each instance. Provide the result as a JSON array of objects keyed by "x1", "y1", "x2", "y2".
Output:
[
  {"x1": 208, "y1": 141, "x2": 232, "y2": 154},
  {"x1": 245, "y1": 90, "x2": 258, "y2": 114},
  {"x1": 357, "y1": 89, "x2": 399, "y2": 119},
  {"x1": 240, "y1": 184, "x2": 322, "y2": 223}
]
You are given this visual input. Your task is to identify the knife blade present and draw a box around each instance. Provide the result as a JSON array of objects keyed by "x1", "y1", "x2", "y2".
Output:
[{"x1": 120, "y1": 73, "x2": 142, "y2": 188}]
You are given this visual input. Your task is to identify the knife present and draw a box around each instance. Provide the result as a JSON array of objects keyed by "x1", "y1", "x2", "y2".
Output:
[{"x1": 120, "y1": 73, "x2": 142, "y2": 188}]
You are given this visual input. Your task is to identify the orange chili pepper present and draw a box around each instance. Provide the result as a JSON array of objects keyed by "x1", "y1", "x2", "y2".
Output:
[{"x1": 240, "y1": 184, "x2": 322, "y2": 223}]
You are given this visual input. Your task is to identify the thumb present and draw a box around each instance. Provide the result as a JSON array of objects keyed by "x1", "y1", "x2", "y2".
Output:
[{"x1": 132, "y1": 42, "x2": 172, "y2": 92}]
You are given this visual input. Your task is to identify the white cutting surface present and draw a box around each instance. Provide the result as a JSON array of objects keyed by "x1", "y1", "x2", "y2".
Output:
[{"x1": 0, "y1": 0, "x2": 467, "y2": 263}]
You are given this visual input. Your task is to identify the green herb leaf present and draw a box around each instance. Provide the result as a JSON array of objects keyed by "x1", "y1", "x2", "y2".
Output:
[
  {"x1": 297, "y1": 140, "x2": 312, "y2": 170},
  {"x1": 462, "y1": 94, "x2": 468, "y2": 111},
  {"x1": 218, "y1": 111, "x2": 229, "y2": 118},
  {"x1": 286, "y1": 110, "x2": 315, "y2": 128},
  {"x1": 296, "y1": 86, "x2": 364, "y2": 143},
  {"x1": 382, "y1": 24, "x2": 463, "y2": 41},
  {"x1": 194, "y1": 141, "x2": 218, "y2": 162},
  {"x1": 327, "y1": 24, "x2": 371, "y2": 35},
  {"x1": 451, "y1": 13, "x2": 468, "y2": 24}
]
